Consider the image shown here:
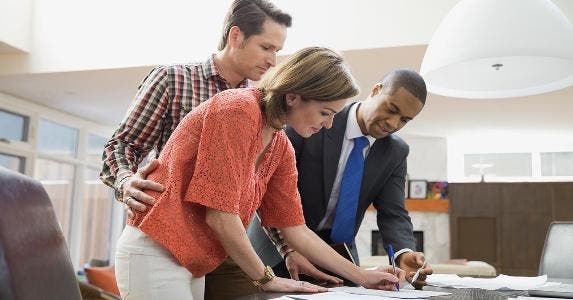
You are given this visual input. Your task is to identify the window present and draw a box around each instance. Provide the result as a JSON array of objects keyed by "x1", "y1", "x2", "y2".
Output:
[
  {"x1": 87, "y1": 134, "x2": 108, "y2": 164},
  {"x1": 79, "y1": 168, "x2": 114, "y2": 266},
  {"x1": 541, "y1": 152, "x2": 573, "y2": 176},
  {"x1": 0, "y1": 98, "x2": 121, "y2": 271},
  {"x1": 0, "y1": 152, "x2": 25, "y2": 173},
  {"x1": 35, "y1": 159, "x2": 75, "y2": 239},
  {"x1": 0, "y1": 109, "x2": 28, "y2": 142},
  {"x1": 464, "y1": 153, "x2": 532, "y2": 177},
  {"x1": 37, "y1": 119, "x2": 79, "y2": 158}
]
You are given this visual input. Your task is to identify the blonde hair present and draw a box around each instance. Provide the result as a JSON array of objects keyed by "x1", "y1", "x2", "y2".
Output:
[{"x1": 258, "y1": 47, "x2": 360, "y2": 129}]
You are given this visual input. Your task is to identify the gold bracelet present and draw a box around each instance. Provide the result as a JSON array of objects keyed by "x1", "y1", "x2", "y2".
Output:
[{"x1": 252, "y1": 265, "x2": 275, "y2": 289}]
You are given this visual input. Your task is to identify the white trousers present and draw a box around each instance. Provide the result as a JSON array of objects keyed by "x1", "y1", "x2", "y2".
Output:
[{"x1": 115, "y1": 225, "x2": 205, "y2": 300}]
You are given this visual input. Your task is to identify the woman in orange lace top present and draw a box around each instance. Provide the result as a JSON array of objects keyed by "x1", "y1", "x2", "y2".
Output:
[{"x1": 115, "y1": 47, "x2": 404, "y2": 299}]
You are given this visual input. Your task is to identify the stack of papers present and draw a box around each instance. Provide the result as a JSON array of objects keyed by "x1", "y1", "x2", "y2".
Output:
[
  {"x1": 426, "y1": 274, "x2": 557, "y2": 290},
  {"x1": 330, "y1": 287, "x2": 450, "y2": 298},
  {"x1": 276, "y1": 287, "x2": 450, "y2": 300},
  {"x1": 276, "y1": 292, "x2": 403, "y2": 300}
]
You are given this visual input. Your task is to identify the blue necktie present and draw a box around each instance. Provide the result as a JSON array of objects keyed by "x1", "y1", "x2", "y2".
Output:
[{"x1": 331, "y1": 136, "x2": 369, "y2": 244}]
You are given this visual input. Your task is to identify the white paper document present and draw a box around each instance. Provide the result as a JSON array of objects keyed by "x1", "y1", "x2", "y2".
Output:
[
  {"x1": 279, "y1": 291, "x2": 407, "y2": 300},
  {"x1": 329, "y1": 286, "x2": 451, "y2": 298},
  {"x1": 426, "y1": 274, "x2": 553, "y2": 291}
]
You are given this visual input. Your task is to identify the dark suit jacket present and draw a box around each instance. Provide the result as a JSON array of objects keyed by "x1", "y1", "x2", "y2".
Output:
[{"x1": 285, "y1": 102, "x2": 416, "y2": 258}]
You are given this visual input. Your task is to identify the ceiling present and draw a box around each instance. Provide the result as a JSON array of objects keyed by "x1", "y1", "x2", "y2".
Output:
[
  {"x1": 0, "y1": 66, "x2": 153, "y2": 126},
  {"x1": 0, "y1": 1, "x2": 572, "y2": 138}
]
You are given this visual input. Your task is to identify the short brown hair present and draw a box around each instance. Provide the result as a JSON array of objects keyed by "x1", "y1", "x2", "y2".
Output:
[
  {"x1": 218, "y1": 0, "x2": 292, "y2": 51},
  {"x1": 258, "y1": 47, "x2": 360, "y2": 129}
]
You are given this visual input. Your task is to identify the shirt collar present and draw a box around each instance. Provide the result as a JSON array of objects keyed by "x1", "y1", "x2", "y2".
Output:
[
  {"x1": 202, "y1": 54, "x2": 219, "y2": 79},
  {"x1": 202, "y1": 54, "x2": 249, "y2": 88},
  {"x1": 345, "y1": 102, "x2": 376, "y2": 146}
]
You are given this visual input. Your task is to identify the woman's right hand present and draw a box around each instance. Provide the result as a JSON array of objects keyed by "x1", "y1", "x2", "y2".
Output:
[
  {"x1": 358, "y1": 266, "x2": 404, "y2": 290},
  {"x1": 261, "y1": 276, "x2": 327, "y2": 293}
]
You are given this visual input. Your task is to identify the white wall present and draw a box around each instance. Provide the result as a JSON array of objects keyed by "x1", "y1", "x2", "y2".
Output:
[
  {"x1": 400, "y1": 134, "x2": 448, "y2": 181},
  {"x1": 447, "y1": 130, "x2": 573, "y2": 181},
  {"x1": 0, "y1": 0, "x2": 32, "y2": 52}
]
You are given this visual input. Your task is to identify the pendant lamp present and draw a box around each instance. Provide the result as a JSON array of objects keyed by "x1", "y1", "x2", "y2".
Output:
[{"x1": 420, "y1": 0, "x2": 573, "y2": 99}]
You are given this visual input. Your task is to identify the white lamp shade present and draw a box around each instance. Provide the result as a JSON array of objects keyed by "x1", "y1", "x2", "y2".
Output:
[{"x1": 420, "y1": 0, "x2": 573, "y2": 99}]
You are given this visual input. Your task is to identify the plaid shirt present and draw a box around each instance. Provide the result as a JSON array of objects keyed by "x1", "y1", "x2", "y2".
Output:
[{"x1": 100, "y1": 55, "x2": 248, "y2": 189}]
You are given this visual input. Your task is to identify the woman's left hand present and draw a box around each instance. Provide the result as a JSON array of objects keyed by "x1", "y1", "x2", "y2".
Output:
[{"x1": 260, "y1": 276, "x2": 327, "y2": 293}]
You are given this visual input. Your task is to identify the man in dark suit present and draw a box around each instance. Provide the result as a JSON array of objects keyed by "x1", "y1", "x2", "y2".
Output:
[{"x1": 272, "y1": 69, "x2": 433, "y2": 289}]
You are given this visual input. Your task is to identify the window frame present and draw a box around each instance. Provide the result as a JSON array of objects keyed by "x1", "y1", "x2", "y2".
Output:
[{"x1": 0, "y1": 107, "x2": 30, "y2": 143}]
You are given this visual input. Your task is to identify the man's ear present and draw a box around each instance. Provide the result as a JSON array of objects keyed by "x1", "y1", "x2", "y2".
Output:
[
  {"x1": 227, "y1": 25, "x2": 245, "y2": 48},
  {"x1": 370, "y1": 83, "x2": 383, "y2": 98}
]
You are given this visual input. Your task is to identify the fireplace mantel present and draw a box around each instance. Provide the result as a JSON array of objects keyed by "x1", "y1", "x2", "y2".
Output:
[{"x1": 368, "y1": 199, "x2": 449, "y2": 213}]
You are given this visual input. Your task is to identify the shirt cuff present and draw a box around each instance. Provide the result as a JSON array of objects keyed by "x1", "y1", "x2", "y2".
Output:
[
  {"x1": 113, "y1": 170, "x2": 133, "y2": 201},
  {"x1": 116, "y1": 170, "x2": 133, "y2": 184},
  {"x1": 394, "y1": 248, "x2": 414, "y2": 262}
]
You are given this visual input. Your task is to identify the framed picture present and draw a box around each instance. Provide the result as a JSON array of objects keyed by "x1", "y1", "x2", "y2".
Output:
[
  {"x1": 427, "y1": 181, "x2": 449, "y2": 199},
  {"x1": 409, "y1": 180, "x2": 427, "y2": 199}
]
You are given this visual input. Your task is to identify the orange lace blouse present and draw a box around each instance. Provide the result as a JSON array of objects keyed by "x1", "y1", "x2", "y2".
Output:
[{"x1": 127, "y1": 88, "x2": 305, "y2": 277}]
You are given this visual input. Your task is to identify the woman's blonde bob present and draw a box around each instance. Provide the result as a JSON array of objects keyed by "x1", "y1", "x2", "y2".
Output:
[{"x1": 258, "y1": 47, "x2": 360, "y2": 129}]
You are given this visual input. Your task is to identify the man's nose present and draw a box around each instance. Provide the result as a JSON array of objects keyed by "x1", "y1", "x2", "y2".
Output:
[{"x1": 267, "y1": 52, "x2": 277, "y2": 67}]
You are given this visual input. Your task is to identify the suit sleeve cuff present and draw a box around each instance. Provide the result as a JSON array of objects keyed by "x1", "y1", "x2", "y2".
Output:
[{"x1": 394, "y1": 248, "x2": 414, "y2": 262}]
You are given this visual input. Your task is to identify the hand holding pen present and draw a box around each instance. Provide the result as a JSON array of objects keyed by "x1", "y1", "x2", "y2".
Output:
[
  {"x1": 411, "y1": 260, "x2": 427, "y2": 284},
  {"x1": 398, "y1": 251, "x2": 433, "y2": 289},
  {"x1": 388, "y1": 244, "x2": 400, "y2": 291}
]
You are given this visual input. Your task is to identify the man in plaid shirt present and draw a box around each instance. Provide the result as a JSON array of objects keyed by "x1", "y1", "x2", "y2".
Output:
[
  {"x1": 101, "y1": 0, "x2": 291, "y2": 204},
  {"x1": 100, "y1": 0, "x2": 338, "y2": 298}
]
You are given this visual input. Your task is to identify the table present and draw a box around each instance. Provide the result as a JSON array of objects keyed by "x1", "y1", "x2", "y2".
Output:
[
  {"x1": 235, "y1": 278, "x2": 573, "y2": 300},
  {"x1": 235, "y1": 288, "x2": 526, "y2": 300}
]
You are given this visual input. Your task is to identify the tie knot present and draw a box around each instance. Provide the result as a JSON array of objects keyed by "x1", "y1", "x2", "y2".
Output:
[{"x1": 353, "y1": 136, "x2": 369, "y2": 150}]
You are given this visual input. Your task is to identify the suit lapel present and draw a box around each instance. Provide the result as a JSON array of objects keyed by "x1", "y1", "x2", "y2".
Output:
[
  {"x1": 359, "y1": 137, "x2": 390, "y2": 208},
  {"x1": 322, "y1": 104, "x2": 353, "y2": 207}
]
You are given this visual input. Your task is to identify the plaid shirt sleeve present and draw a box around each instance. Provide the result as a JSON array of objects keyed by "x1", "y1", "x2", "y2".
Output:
[
  {"x1": 100, "y1": 66, "x2": 170, "y2": 191},
  {"x1": 263, "y1": 227, "x2": 294, "y2": 258}
]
